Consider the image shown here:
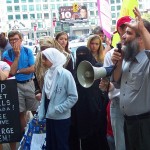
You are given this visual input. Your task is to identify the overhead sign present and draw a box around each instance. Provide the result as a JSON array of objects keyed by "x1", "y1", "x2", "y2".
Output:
[
  {"x1": 0, "y1": 79, "x2": 22, "y2": 143},
  {"x1": 59, "y1": 5, "x2": 88, "y2": 21}
]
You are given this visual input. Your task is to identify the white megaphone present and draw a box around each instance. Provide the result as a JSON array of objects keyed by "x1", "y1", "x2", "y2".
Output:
[{"x1": 77, "y1": 61, "x2": 115, "y2": 88}]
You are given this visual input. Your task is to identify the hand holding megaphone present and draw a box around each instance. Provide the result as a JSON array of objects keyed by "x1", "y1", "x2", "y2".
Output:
[{"x1": 77, "y1": 61, "x2": 115, "y2": 88}]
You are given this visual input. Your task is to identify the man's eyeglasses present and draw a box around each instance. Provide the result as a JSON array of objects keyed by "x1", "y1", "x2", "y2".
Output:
[{"x1": 9, "y1": 38, "x2": 20, "y2": 43}]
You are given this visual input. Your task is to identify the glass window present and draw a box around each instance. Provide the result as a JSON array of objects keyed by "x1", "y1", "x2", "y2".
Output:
[
  {"x1": 56, "y1": 0, "x2": 60, "y2": 1},
  {"x1": 50, "y1": 4, "x2": 55, "y2": 9},
  {"x1": 110, "y1": 0, "x2": 115, "y2": 4},
  {"x1": 6, "y1": 0, "x2": 12, "y2": 3},
  {"x1": 28, "y1": 0, "x2": 33, "y2": 2},
  {"x1": 42, "y1": 0, "x2": 48, "y2": 2},
  {"x1": 90, "y1": 11, "x2": 94, "y2": 16},
  {"x1": 36, "y1": 4, "x2": 41, "y2": 11},
  {"x1": 35, "y1": 0, "x2": 41, "y2": 2},
  {"x1": 7, "y1": 6, "x2": 13, "y2": 12},
  {"x1": 38, "y1": 22, "x2": 43, "y2": 28},
  {"x1": 139, "y1": 4, "x2": 143, "y2": 9},
  {"x1": 117, "y1": 5, "x2": 121, "y2": 10},
  {"x1": 43, "y1": 4, "x2": 48, "y2": 10},
  {"x1": 111, "y1": 6, "x2": 115, "y2": 11},
  {"x1": 96, "y1": 11, "x2": 98, "y2": 16},
  {"x1": 50, "y1": 0, "x2": 55, "y2": 1},
  {"x1": 57, "y1": 4, "x2": 61, "y2": 9},
  {"x1": 22, "y1": 5, "x2": 27, "y2": 11},
  {"x1": 111, "y1": 13, "x2": 116, "y2": 18},
  {"x1": 16, "y1": 14, "x2": 21, "y2": 20},
  {"x1": 14, "y1": 6, "x2": 20, "y2": 12},
  {"x1": 30, "y1": 14, "x2": 35, "y2": 19},
  {"x1": 116, "y1": 0, "x2": 120, "y2": 3},
  {"x1": 89, "y1": 2, "x2": 94, "y2": 7},
  {"x1": 8, "y1": 15, "x2": 13, "y2": 20},
  {"x1": 112, "y1": 20, "x2": 116, "y2": 25},
  {"x1": 91, "y1": 19, "x2": 95, "y2": 25},
  {"x1": 14, "y1": 0, "x2": 19, "y2": 3},
  {"x1": 29, "y1": 5, "x2": 34, "y2": 11},
  {"x1": 23, "y1": 14, "x2": 28, "y2": 19},
  {"x1": 21, "y1": 0, "x2": 26, "y2": 2},
  {"x1": 44, "y1": 13, "x2": 49, "y2": 19},
  {"x1": 52, "y1": 13, "x2": 56, "y2": 17},
  {"x1": 37, "y1": 13, "x2": 42, "y2": 19}
]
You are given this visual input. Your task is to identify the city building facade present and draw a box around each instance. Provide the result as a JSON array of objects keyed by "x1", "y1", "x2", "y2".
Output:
[{"x1": 0, "y1": 0, "x2": 148, "y2": 41}]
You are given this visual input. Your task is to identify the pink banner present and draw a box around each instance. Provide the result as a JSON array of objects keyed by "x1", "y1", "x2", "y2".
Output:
[{"x1": 97, "y1": 0, "x2": 112, "y2": 39}]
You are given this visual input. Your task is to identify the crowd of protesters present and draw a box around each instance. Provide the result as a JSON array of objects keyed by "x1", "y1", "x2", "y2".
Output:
[{"x1": 0, "y1": 7, "x2": 150, "y2": 150}]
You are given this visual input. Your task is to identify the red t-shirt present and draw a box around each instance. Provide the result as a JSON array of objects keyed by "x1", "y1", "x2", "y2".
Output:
[{"x1": 107, "y1": 100, "x2": 113, "y2": 136}]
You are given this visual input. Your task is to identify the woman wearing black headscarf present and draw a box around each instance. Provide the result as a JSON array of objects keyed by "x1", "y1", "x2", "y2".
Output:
[{"x1": 69, "y1": 46, "x2": 109, "y2": 150}]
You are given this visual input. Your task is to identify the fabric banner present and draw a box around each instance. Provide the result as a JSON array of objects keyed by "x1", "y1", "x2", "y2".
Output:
[{"x1": 97, "y1": 0, "x2": 112, "y2": 39}]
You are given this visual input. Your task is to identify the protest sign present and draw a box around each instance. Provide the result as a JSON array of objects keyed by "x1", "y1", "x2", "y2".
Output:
[{"x1": 0, "y1": 79, "x2": 21, "y2": 143}]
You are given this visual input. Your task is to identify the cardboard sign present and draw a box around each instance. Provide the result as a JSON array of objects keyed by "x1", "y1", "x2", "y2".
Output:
[{"x1": 0, "y1": 79, "x2": 21, "y2": 143}]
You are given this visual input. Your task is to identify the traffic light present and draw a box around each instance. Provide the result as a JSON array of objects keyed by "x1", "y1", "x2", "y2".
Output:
[{"x1": 73, "y1": 3, "x2": 78, "y2": 12}]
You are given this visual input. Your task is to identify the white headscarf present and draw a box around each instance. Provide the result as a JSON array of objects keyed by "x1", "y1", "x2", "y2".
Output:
[{"x1": 42, "y1": 48, "x2": 66, "y2": 99}]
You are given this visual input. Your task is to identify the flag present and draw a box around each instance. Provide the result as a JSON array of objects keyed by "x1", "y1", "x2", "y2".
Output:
[{"x1": 112, "y1": 0, "x2": 139, "y2": 47}]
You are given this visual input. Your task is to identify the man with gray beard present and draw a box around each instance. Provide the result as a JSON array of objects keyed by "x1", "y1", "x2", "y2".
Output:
[{"x1": 111, "y1": 7, "x2": 150, "y2": 150}]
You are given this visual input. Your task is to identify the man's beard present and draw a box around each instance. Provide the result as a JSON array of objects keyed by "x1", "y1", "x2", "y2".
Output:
[{"x1": 123, "y1": 39, "x2": 139, "y2": 61}]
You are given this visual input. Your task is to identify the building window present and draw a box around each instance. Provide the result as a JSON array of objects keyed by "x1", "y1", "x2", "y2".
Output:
[
  {"x1": 30, "y1": 14, "x2": 35, "y2": 19},
  {"x1": 42, "y1": 0, "x2": 48, "y2": 2},
  {"x1": 111, "y1": 13, "x2": 116, "y2": 18},
  {"x1": 7, "y1": 6, "x2": 13, "y2": 12},
  {"x1": 8, "y1": 15, "x2": 13, "y2": 20},
  {"x1": 112, "y1": 20, "x2": 116, "y2": 25},
  {"x1": 89, "y1": 2, "x2": 94, "y2": 7},
  {"x1": 43, "y1": 4, "x2": 48, "y2": 10},
  {"x1": 14, "y1": 0, "x2": 19, "y2": 3},
  {"x1": 16, "y1": 14, "x2": 21, "y2": 20},
  {"x1": 6, "y1": 0, "x2": 12, "y2": 3},
  {"x1": 57, "y1": 4, "x2": 61, "y2": 9},
  {"x1": 14, "y1": 6, "x2": 20, "y2": 12},
  {"x1": 29, "y1": 5, "x2": 34, "y2": 11},
  {"x1": 52, "y1": 13, "x2": 56, "y2": 17},
  {"x1": 36, "y1": 4, "x2": 41, "y2": 11},
  {"x1": 28, "y1": 0, "x2": 33, "y2": 2},
  {"x1": 110, "y1": 0, "x2": 115, "y2": 4},
  {"x1": 37, "y1": 13, "x2": 42, "y2": 19},
  {"x1": 91, "y1": 19, "x2": 95, "y2": 25},
  {"x1": 116, "y1": 0, "x2": 120, "y2": 3},
  {"x1": 23, "y1": 14, "x2": 28, "y2": 19},
  {"x1": 38, "y1": 22, "x2": 43, "y2": 28},
  {"x1": 90, "y1": 11, "x2": 94, "y2": 16},
  {"x1": 96, "y1": 11, "x2": 98, "y2": 16},
  {"x1": 22, "y1": 5, "x2": 27, "y2": 11},
  {"x1": 111, "y1": 6, "x2": 115, "y2": 11},
  {"x1": 21, "y1": 0, "x2": 26, "y2": 2},
  {"x1": 50, "y1": 4, "x2": 55, "y2": 9},
  {"x1": 139, "y1": 4, "x2": 143, "y2": 9},
  {"x1": 117, "y1": 5, "x2": 121, "y2": 10},
  {"x1": 35, "y1": 0, "x2": 41, "y2": 2},
  {"x1": 44, "y1": 13, "x2": 49, "y2": 19}
]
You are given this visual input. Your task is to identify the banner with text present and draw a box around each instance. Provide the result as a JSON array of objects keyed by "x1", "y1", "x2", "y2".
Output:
[{"x1": 0, "y1": 79, "x2": 21, "y2": 143}]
